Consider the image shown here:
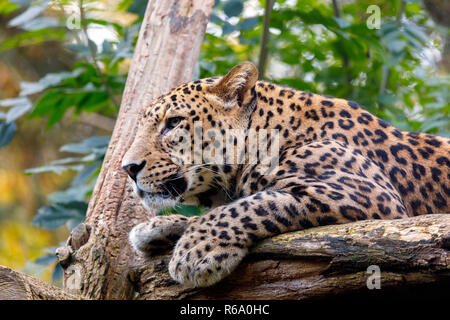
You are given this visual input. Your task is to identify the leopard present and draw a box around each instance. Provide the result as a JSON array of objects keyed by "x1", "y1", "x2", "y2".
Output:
[{"x1": 122, "y1": 61, "x2": 450, "y2": 288}]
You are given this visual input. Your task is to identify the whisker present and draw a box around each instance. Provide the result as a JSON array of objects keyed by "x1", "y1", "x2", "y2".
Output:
[{"x1": 175, "y1": 164, "x2": 235, "y2": 201}]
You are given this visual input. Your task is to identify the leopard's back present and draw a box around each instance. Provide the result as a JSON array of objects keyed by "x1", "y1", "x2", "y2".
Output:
[{"x1": 245, "y1": 81, "x2": 450, "y2": 217}]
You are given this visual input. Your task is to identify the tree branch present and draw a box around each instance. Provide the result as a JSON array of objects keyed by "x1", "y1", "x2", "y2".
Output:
[
  {"x1": 130, "y1": 214, "x2": 450, "y2": 300},
  {"x1": 57, "y1": 0, "x2": 215, "y2": 300},
  {"x1": 258, "y1": 0, "x2": 275, "y2": 80},
  {"x1": 0, "y1": 266, "x2": 80, "y2": 300},
  {"x1": 379, "y1": 0, "x2": 406, "y2": 98},
  {"x1": 78, "y1": 112, "x2": 116, "y2": 131},
  {"x1": 2, "y1": 215, "x2": 448, "y2": 300},
  {"x1": 332, "y1": 0, "x2": 351, "y2": 86}
]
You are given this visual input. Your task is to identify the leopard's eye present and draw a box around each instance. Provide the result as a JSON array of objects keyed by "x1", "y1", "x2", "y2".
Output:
[{"x1": 163, "y1": 116, "x2": 184, "y2": 134}]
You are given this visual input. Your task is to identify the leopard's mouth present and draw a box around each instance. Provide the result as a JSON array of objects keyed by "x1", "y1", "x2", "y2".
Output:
[
  {"x1": 134, "y1": 186, "x2": 179, "y2": 211},
  {"x1": 132, "y1": 175, "x2": 188, "y2": 210},
  {"x1": 161, "y1": 174, "x2": 188, "y2": 198},
  {"x1": 136, "y1": 187, "x2": 172, "y2": 200}
]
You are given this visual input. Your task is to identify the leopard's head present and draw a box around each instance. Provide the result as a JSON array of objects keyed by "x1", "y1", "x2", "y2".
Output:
[{"x1": 122, "y1": 62, "x2": 258, "y2": 210}]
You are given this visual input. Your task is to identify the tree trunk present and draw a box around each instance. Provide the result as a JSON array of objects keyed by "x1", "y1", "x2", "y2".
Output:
[
  {"x1": 0, "y1": 266, "x2": 78, "y2": 300},
  {"x1": 56, "y1": 0, "x2": 215, "y2": 300}
]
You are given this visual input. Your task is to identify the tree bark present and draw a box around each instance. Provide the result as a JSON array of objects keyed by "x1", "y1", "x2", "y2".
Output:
[
  {"x1": 130, "y1": 214, "x2": 450, "y2": 300},
  {"x1": 0, "y1": 266, "x2": 79, "y2": 300},
  {"x1": 1, "y1": 215, "x2": 448, "y2": 299},
  {"x1": 56, "y1": 0, "x2": 215, "y2": 300}
]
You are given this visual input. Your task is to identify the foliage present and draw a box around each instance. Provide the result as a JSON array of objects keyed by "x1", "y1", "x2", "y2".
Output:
[
  {"x1": 0, "y1": 0, "x2": 141, "y2": 280},
  {"x1": 26, "y1": 136, "x2": 109, "y2": 230},
  {"x1": 201, "y1": 0, "x2": 449, "y2": 135},
  {"x1": 0, "y1": 221, "x2": 58, "y2": 283},
  {"x1": 0, "y1": 0, "x2": 448, "y2": 282},
  {"x1": 159, "y1": 204, "x2": 205, "y2": 217}
]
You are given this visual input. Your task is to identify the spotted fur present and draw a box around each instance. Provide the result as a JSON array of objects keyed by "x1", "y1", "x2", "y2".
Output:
[{"x1": 122, "y1": 62, "x2": 450, "y2": 287}]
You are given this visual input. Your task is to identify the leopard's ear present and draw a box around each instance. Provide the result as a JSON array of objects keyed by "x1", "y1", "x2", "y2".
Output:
[{"x1": 209, "y1": 61, "x2": 258, "y2": 108}]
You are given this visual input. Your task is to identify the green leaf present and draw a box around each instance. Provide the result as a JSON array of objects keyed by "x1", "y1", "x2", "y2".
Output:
[
  {"x1": 33, "y1": 204, "x2": 85, "y2": 230},
  {"x1": 57, "y1": 200, "x2": 88, "y2": 212},
  {"x1": 125, "y1": 0, "x2": 147, "y2": 16},
  {"x1": 8, "y1": 3, "x2": 47, "y2": 28},
  {"x1": 222, "y1": 21, "x2": 237, "y2": 35},
  {"x1": 157, "y1": 207, "x2": 177, "y2": 216},
  {"x1": 88, "y1": 39, "x2": 97, "y2": 56},
  {"x1": 52, "y1": 264, "x2": 63, "y2": 282},
  {"x1": 49, "y1": 156, "x2": 85, "y2": 165},
  {"x1": 29, "y1": 91, "x2": 63, "y2": 117},
  {"x1": 404, "y1": 23, "x2": 428, "y2": 46},
  {"x1": 223, "y1": 0, "x2": 243, "y2": 17},
  {"x1": 41, "y1": 245, "x2": 60, "y2": 254},
  {"x1": 25, "y1": 164, "x2": 84, "y2": 175},
  {"x1": 333, "y1": 17, "x2": 350, "y2": 29},
  {"x1": 35, "y1": 253, "x2": 56, "y2": 265},
  {"x1": 239, "y1": 17, "x2": 259, "y2": 31},
  {"x1": 71, "y1": 161, "x2": 101, "y2": 186},
  {"x1": 0, "y1": 96, "x2": 29, "y2": 108},
  {"x1": 174, "y1": 204, "x2": 204, "y2": 217},
  {"x1": 378, "y1": 93, "x2": 397, "y2": 106},
  {"x1": 0, "y1": 28, "x2": 65, "y2": 52},
  {"x1": 20, "y1": 69, "x2": 84, "y2": 96},
  {"x1": 402, "y1": 29, "x2": 424, "y2": 49},
  {"x1": 157, "y1": 204, "x2": 205, "y2": 217},
  {"x1": 0, "y1": 121, "x2": 17, "y2": 148},
  {"x1": 199, "y1": 61, "x2": 216, "y2": 74},
  {"x1": 75, "y1": 91, "x2": 109, "y2": 113},
  {"x1": 66, "y1": 43, "x2": 92, "y2": 58},
  {"x1": 0, "y1": 1, "x2": 19, "y2": 15},
  {"x1": 0, "y1": 96, "x2": 32, "y2": 122},
  {"x1": 387, "y1": 39, "x2": 407, "y2": 53},
  {"x1": 45, "y1": 101, "x2": 71, "y2": 128},
  {"x1": 210, "y1": 13, "x2": 223, "y2": 24},
  {"x1": 60, "y1": 136, "x2": 110, "y2": 154},
  {"x1": 21, "y1": 17, "x2": 59, "y2": 31},
  {"x1": 47, "y1": 185, "x2": 92, "y2": 204},
  {"x1": 10, "y1": 0, "x2": 32, "y2": 6},
  {"x1": 420, "y1": 116, "x2": 449, "y2": 133},
  {"x1": 6, "y1": 99, "x2": 32, "y2": 122}
]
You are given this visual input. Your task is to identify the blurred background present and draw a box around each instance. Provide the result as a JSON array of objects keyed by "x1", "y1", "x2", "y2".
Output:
[{"x1": 0, "y1": 0, "x2": 448, "y2": 285}]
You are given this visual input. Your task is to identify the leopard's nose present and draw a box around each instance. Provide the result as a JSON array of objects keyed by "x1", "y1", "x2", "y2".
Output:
[{"x1": 122, "y1": 160, "x2": 146, "y2": 182}]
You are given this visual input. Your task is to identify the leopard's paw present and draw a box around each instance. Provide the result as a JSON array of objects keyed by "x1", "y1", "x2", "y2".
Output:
[
  {"x1": 129, "y1": 215, "x2": 189, "y2": 254},
  {"x1": 168, "y1": 236, "x2": 248, "y2": 287}
]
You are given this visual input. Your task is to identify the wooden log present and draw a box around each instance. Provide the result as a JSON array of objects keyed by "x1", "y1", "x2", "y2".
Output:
[
  {"x1": 130, "y1": 214, "x2": 450, "y2": 300},
  {"x1": 0, "y1": 266, "x2": 79, "y2": 300},
  {"x1": 1, "y1": 214, "x2": 448, "y2": 300}
]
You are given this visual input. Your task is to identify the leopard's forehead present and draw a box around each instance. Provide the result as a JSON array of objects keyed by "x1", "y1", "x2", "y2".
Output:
[{"x1": 144, "y1": 77, "x2": 221, "y2": 118}]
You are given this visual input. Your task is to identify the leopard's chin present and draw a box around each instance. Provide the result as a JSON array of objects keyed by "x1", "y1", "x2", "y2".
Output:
[
  {"x1": 132, "y1": 183, "x2": 180, "y2": 211},
  {"x1": 140, "y1": 193, "x2": 178, "y2": 212}
]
